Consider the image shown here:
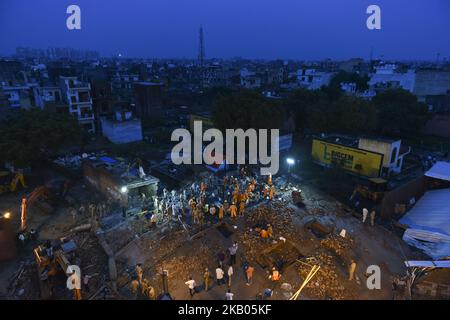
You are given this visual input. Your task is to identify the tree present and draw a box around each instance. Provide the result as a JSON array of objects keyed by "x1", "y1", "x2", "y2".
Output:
[
  {"x1": 331, "y1": 96, "x2": 378, "y2": 134},
  {"x1": 284, "y1": 88, "x2": 327, "y2": 132},
  {"x1": 372, "y1": 89, "x2": 430, "y2": 135},
  {"x1": 0, "y1": 108, "x2": 84, "y2": 167},
  {"x1": 329, "y1": 71, "x2": 370, "y2": 93},
  {"x1": 212, "y1": 90, "x2": 285, "y2": 131}
]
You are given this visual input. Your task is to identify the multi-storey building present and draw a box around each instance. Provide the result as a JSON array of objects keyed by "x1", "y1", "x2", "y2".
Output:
[
  {"x1": 33, "y1": 86, "x2": 62, "y2": 109},
  {"x1": 0, "y1": 83, "x2": 36, "y2": 108},
  {"x1": 59, "y1": 76, "x2": 95, "y2": 133}
]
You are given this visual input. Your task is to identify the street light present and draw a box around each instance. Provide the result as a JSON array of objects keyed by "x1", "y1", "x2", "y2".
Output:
[
  {"x1": 120, "y1": 186, "x2": 128, "y2": 193},
  {"x1": 286, "y1": 158, "x2": 295, "y2": 183},
  {"x1": 3, "y1": 212, "x2": 11, "y2": 219}
]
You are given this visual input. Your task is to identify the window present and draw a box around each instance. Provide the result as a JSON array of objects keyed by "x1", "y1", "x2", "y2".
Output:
[{"x1": 390, "y1": 147, "x2": 397, "y2": 164}]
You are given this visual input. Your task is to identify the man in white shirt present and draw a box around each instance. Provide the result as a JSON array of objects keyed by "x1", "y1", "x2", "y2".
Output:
[
  {"x1": 229, "y1": 241, "x2": 238, "y2": 265},
  {"x1": 216, "y1": 266, "x2": 225, "y2": 286},
  {"x1": 225, "y1": 289, "x2": 234, "y2": 300},
  {"x1": 362, "y1": 208, "x2": 369, "y2": 223},
  {"x1": 185, "y1": 276, "x2": 197, "y2": 297},
  {"x1": 227, "y1": 265, "x2": 233, "y2": 287}
]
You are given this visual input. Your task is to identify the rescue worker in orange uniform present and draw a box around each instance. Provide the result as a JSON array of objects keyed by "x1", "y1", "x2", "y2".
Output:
[
  {"x1": 269, "y1": 185, "x2": 275, "y2": 201},
  {"x1": 218, "y1": 204, "x2": 224, "y2": 221},
  {"x1": 232, "y1": 190, "x2": 239, "y2": 204},
  {"x1": 270, "y1": 267, "x2": 281, "y2": 282},
  {"x1": 230, "y1": 203, "x2": 237, "y2": 219},
  {"x1": 260, "y1": 229, "x2": 268, "y2": 238},
  {"x1": 267, "y1": 174, "x2": 272, "y2": 186},
  {"x1": 239, "y1": 201, "x2": 245, "y2": 216}
]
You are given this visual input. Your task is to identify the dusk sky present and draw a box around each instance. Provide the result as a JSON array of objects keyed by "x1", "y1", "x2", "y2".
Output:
[{"x1": 0, "y1": 0, "x2": 449, "y2": 60}]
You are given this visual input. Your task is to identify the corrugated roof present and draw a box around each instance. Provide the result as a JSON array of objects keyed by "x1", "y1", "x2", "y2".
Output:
[
  {"x1": 400, "y1": 188, "x2": 450, "y2": 236},
  {"x1": 425, "y1": 161, "x2": 450, "y2": 181}
]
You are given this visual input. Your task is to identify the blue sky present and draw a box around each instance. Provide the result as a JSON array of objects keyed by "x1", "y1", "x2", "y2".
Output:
[{"x1": 0, "y1": 0, "x2": 449, "y2": 60}]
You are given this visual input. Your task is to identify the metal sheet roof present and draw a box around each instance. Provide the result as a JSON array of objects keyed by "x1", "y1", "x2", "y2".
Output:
[
  {"x1": 400, "y1": 188, "x2": 450, "y2": 236},
  {"x1": 425, "y1": 161, "x2": 450, "y2": 181}
]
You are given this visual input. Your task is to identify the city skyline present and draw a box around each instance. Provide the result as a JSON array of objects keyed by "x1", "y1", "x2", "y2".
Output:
[{"x1": 0, "y1": 0, "x2": 449, "y2": 61}]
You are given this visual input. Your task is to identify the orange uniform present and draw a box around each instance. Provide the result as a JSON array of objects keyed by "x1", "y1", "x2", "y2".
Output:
[
  {"x1": 218, "y1": 205, "x2": 224, "y2": 220},
  {"x1": 230, "y1": 204, "x2": 237, "y2": 218},
  {"x1": 239, "y1": 202, "x2": 245, "y2": 215}
]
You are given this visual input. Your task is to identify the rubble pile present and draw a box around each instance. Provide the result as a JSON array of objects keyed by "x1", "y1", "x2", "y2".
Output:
[
  {"x1": 104, "y1": 225, "x2": 137, "y2": 253},
  {"x1": 297, "y1": 253, "x2": 352, "y2": 300},
  {"x1": 246, "y1": 203, "x2": 296, "y2": 233},
  {"x1": 308, "y1": 207, "x2": 326, "y2": 216},
  {"x1": 70, "y1": 232, "x2": 108, "y2": 293},
  {"x1": 320, "y1": 234, "x2": 354, "y2": 263},
  {"x1": 291, "y1": 191, "x2": 303, "y2": 204},
  {"x1": 239, "y1": 202, "x2": 301, "y2": 260},
  {"x1": 139, "y1": 229, "x2": 187, "y2": 264},
  {"x1": 6, "y1": 261, "x2": 40, "y2": 300}
]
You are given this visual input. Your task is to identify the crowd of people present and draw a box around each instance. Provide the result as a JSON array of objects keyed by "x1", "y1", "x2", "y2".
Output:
[{"x1": 150, "y1": 167, "x2": 278, "y2": 230}]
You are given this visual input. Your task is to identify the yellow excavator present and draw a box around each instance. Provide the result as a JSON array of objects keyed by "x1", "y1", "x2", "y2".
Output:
[
  {"x1": 0, "y1": 170, "x2": 27, "y2": 194},
  {"x1": 350, "y1": 177, "x2": 388, "y2": 203}
]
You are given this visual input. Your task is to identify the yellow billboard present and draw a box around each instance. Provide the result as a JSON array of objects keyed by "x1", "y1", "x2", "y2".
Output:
[{"x1": 311, "y1": 138, "x2": 383, "y2": 178}]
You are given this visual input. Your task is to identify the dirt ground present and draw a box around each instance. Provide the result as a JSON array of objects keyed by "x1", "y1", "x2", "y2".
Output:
[
  {"x1": 0, "y1": 166, "x2": 423, "y2": 300},
  {"x1": 112, "y1": 179, "x2": 417, "y2": 300},
  {"x1": 0, "y1": 170, "x2": 109, "y2": 300}
]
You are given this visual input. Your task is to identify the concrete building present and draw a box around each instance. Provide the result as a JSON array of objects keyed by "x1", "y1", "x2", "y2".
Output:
[
  {"x1": 240, "y1": 75, "x2": 261, "y2": 89},
  {"x1": 134, "y1": 82, "x2": 164, "y2": 118},
  {"x1": 358, "y1": 137, "x2": 410, "y2": 176},
  {"x1": 240, "y1": 68, "x2": 261, "y2": 88},
  {"x1": 101, "y1": 110, "x2": 143, "y2": 144},
  {"x1": 59, "y1": 76, "x2": 95, "y2": 133},
  {"x1": 413, "y1": 70, "x2": 450, "y2": 102},
  {"x1": 82, "y1": 156, "x2": 159, "y2": 213},
  {"x1": 0, "y1": 84, "x2": 36, "y2": 108},
  {"x1": 0, "y1": 60, "x2": 23, "y2": 83},
  {"x1": 112, "y1": 74, "x2": 140, "y2": 90},
  {"x1": 368, "y1": 64, "x2": 416, "y2": 93},
  {"x1": 297, "y1": 69, "x2": 334, "y2": 90},
  {"x1": 338, "y1": 58, "x2": 364, "y2": 73},
  {"x1": 33, "y1": 86, "x2": 62, "y2": 109}
]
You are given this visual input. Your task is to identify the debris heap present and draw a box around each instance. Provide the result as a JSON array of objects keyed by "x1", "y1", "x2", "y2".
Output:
[{"x1": 297, "y1": 253, "x2": 351, "y2": 300}]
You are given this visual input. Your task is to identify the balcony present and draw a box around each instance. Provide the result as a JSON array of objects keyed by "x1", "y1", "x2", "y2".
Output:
[
  {"x1": 79, "y1": 113, "x2": 94, "y2": 121},
  {"x1": 68, "y1": 82, "x2": 90, "y2": 90}
]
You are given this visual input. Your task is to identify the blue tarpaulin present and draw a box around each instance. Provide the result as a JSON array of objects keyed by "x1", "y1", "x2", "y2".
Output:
[{"x1": 99, "y1": 156, "x2": 117, "y2": 165}]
